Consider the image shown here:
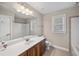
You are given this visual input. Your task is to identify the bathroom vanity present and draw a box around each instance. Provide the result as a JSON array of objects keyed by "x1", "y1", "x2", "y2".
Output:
[
  {"x1": 0, "y1": 36, "x2": 46, "y2": 56},
  {"x1": 19, "y1": 39, "x2": 46, "y2": 56}
]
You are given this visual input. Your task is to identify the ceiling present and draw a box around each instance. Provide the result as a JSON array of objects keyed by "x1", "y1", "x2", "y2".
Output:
[
  {"x1": 27, "y1": 2, "x2": 75, "y2": 15},
  {"x1": 0, "y1": 2, "x2": 76, "y2": 17}
]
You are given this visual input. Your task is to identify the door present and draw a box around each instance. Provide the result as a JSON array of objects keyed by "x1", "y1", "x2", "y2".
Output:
[{"x1": 71, "y1": 17, "x2": 79, "y2": 55}]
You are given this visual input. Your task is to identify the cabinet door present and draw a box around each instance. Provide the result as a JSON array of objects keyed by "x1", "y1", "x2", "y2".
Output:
[
  {"x1": 32, "y1": 45, "x2": 38, "y2": 56},
  {"x1": 35, "y1": 44, "x2": 40, "y2": 56},
  {"x1": 39, "y1": 40, "x2": 46, "y2": 56},
  {"x1": 27, "y1": 46, "x2": 38, "y2": 56},
  {"x1": 27, "y1": 47, "x2": 34, "y2": 56}
]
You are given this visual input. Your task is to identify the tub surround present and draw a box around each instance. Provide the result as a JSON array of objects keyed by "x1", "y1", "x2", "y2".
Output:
[{"x1": 0, "y1": 36, "x2": 46, "y2": 56}]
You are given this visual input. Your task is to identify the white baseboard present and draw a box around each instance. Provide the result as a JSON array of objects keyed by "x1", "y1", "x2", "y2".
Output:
[{"x1": 51, "y1": 45, "x2": 69, "y2": 52}]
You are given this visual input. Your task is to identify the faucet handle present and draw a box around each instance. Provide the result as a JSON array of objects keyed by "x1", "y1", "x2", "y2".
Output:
[{"x1": 25, "y1": 38, "x2": 30, "y2": 41}]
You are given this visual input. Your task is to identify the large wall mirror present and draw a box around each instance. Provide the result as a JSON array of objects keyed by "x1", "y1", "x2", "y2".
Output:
[{"x1": 0, "y1": 2, "x2": 43, "y2": 42}]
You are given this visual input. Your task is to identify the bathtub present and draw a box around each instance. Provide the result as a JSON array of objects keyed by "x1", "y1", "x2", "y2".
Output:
[{"x1": 71, "y1": 41, "x2": 79, "y2": 56}]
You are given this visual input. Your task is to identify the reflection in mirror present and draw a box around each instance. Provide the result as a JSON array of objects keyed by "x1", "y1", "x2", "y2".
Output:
[
  {"x1": 0, "y1": 2, "x2": 43, "y2": 42},
  {"x1": 0, "y1": 15, "x2": 11, "y2": 41},
  {"x1": 12, "y1": 17, "x2": 30, "y2": 39}
]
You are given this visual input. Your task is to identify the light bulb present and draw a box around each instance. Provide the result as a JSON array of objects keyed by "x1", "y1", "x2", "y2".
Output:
[
  {"x1": 29, "y1": 11, "x2": 33, "y2": 14},
  {"x1": 25, "y1": 8, "x2": 29, "y2": 12},
  {"x1": 25, "y1": 13, "x2": 29, "y2": 15},
  {"x1": 17, "y1": 9, "x2": 21, "y2": 12}
]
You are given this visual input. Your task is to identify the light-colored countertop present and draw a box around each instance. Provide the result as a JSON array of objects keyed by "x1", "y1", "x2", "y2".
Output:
[{"x1": 0, "y1": 36, "x2": 45, "y2": 56}]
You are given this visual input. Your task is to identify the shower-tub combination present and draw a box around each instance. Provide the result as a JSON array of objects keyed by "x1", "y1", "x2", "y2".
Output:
[{"x1": 71, "y1": 16, "x2": 79, "y2": 56}]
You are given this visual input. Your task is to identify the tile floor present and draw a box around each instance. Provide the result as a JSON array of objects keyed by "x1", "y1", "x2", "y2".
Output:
[{"x1": 43, "y1": 46, "x2": 70, "y2": 56}]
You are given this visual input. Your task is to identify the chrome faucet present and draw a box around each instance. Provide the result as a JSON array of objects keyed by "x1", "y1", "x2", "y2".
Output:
[
  {"x1": 0, "y1": 41, "x2": 7, "y2": 48},
  {"x1": 25, "y1": 38, "x2": 30, "y2": 42}
]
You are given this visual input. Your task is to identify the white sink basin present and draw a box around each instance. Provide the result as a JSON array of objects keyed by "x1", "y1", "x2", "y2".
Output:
[
  {"x1": 0, "y1": 47, "x2": 6, "y2": 52},
  {"x1": 24, "y1": 38, "x2": 34, "y2": 45}
]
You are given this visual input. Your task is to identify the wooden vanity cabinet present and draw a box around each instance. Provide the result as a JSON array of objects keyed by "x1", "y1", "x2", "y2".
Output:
[
  {"x1": 19, "y1": 50, "x2": 28, "y2": 56},
  {"x1": 36, "y1": 39, "x2": 46, "y2": 56},
  {"x1": 19, "y1": 39, "x2": 46, "y2": 56},
  {"x1": 27, "y1": 44, "x2": 38, "y2": 56}
]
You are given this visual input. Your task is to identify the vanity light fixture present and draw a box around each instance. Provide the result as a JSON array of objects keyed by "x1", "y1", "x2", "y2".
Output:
[{"x1": 16, "y1": 4, "x2": 33, "y2": 15}]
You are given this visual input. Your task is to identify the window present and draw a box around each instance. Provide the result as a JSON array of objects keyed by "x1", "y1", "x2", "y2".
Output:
[{"x1": 52, "y1": 14, "x2": 66, "y2": 33}]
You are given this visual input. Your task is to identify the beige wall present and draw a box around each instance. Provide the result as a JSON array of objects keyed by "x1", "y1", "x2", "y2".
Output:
[{"x1": 43, "y1": 6, "x2": 79, "y2": 50}]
